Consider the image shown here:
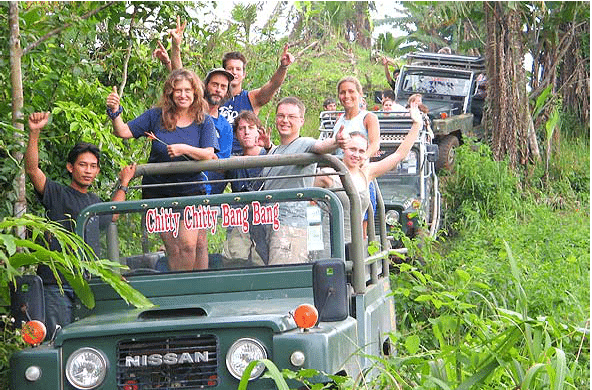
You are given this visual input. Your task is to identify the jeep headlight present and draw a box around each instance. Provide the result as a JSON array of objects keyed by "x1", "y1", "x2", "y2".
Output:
[
  {"x1": 385, "y1": 210, "x2": 400, "y2": 226},
  {"x1": 65, "y1": 347, "x2": 107, "y2": 389},
  {"x1": 226, "y1": 338, "x2": 267, "y2": 380}
]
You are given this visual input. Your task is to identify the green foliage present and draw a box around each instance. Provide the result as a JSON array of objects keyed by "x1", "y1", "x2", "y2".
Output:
[
  {"x1": 381, "y1": 239, "x2": 589, "y2": 389},
  {"x1": 0, "y1": 316, "x2": 27, "y2": 390},
  {"x1": 0, "y1": 214, "x2": 152, "y2": 310},
  {"x1": 441, "y1": 141, "x2": 521, "y2": 231}
]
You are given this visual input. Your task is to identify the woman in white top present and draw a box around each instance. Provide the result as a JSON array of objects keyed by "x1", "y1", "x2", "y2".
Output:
[
  {"x1": 332, "y1": 76, "x2": 380, "y2": 160},
  {"x1": 317, "y1": 101, "x2": 423, "y2": 243}
]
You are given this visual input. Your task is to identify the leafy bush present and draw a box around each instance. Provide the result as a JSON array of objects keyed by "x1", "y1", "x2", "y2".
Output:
[
  {"x1": 441, "y1": 141, "x2": 522, "y2": 232},
  {"x1": 380, "y1": 141, "x2": 590, "y2": 388}
]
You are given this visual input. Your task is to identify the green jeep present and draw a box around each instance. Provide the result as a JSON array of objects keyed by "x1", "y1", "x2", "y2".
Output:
[
  {"x1": 10, "y1": 153, "x2": 395, "y2": 390},
  {"x1": 395, "y1": 52, "x2": 486, "y2": 170},
  {"x1": 318, "y1": 111, "x2": 441, "y2": 250}
]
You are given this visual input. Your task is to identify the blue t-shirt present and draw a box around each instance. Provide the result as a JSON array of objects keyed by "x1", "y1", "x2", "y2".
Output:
[
  {"x1": 219, "y1": 90, "x2": 254, "y2": 154},
  {"x1": 128, "y1": 108, "x2": 218, "y2": 197},
  {"x1": 205, "y1": 115, "x2": 233, "y2": 194}
]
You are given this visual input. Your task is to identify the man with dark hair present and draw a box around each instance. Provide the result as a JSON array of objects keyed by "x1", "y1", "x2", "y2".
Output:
[
  {"x1": 322, "y1": 97, "x2": 337, "y2": 111},
  {"x1": 25, "y1": 112, "x2": 136, "y2": 338},
  {"x1": 202, "y1": 68, "x2": 234, "y2": 194}
]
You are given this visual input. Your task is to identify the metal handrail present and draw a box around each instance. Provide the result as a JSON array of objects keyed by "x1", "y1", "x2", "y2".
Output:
[{"x1": 118, "y1": 152, "x2": 373, "y2": 294}]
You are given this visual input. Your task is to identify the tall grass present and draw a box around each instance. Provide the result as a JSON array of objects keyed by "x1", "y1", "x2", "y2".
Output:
[{"x1": 379, "y1": 139, "x2": 590, "y2": 389}]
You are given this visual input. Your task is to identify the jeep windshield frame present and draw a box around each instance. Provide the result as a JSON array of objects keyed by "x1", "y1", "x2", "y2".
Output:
[
  {"x1": 76, "y1": 153, "x2": 386, "y2": 294},
  {"x1": 397, "y1": 66, "x2": 476, "y2": 113}
]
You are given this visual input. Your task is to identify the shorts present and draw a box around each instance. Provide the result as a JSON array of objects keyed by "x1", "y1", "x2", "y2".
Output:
[{"x1": 267, "y1": 226, "x2": 309, "y2": 265}]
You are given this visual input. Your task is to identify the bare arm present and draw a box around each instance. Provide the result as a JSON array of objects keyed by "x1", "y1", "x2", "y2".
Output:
[
  {"x1": 248, "y1": 44, "x2": 295, "y2": 111},
  {"x1": 170, "y1": 16, "x2": 185, "y2": 70},
  {"x1": 312, "y1": 124, "x2": 349, "y2": 154},
  {"x1": 153, "y1": 40, "x2": 172, "y2": 72},
  {"x1": 314, "y1": 168, "x2": 337, "y2": 188},
  {"x1": 25, "y1": 112, "x2": 49, "y2": 195},
  {"x1": 166, "y1": 145, "x2": 217, "y2": 161},
  {"x1": 364, "y1": 112, "x2": 380, "y2": 159},
  {"x1": 382, "y1": 57, "x2": 394, "y2": 85},
  {"x1": 366, "y1": 103, "x2": 422, "y2": 181},
  {"x1": 106, "y1": 87, "x2": 134, "y2": 139},
  {"x1": 111, "y1": 163, "x2": 136, "y2": 202}
]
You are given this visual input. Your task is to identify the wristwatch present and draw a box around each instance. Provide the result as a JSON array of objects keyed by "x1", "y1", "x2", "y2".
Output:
[
  {"x1": 116, "y1": 184, "x2": 128, "y2": 194},
  {"x1": 107, "y1": 105, "x2": 123, "y2": 119}
]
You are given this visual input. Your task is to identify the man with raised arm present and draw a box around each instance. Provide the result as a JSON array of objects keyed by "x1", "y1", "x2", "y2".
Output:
[
  {"x1": 261, "y1": 97, "x2": 348, "y2": 265},
  {"x1": 155, "y1": 17, "x2": 295, "y2": 153},
  {"x1": 25, "y1": 112, "x2": 136, "y2": 339}
]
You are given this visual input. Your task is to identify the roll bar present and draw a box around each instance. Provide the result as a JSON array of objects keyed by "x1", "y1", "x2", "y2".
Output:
[{"x1": 122, "y1": 153, "x2": 381, "y2": 294}]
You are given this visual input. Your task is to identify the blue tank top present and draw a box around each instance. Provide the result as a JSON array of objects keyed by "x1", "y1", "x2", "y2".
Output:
[{"x1": 219, "y1": 90, "x2": 254, "y2": 153}]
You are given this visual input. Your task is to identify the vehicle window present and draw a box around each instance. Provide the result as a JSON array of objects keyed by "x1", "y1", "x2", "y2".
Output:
[
  {"x1": 85, "y1": 197, "x2": 338, "y2": 275},
  {"x1": 402, "y1": 71, "x2": 470, "y2": 96},
  {"x1": 395, "y1": 150, "x2": 418, "y2": 175}
]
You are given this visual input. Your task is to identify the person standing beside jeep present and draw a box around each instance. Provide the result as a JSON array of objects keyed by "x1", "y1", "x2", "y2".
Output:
[
  {"x1": 106, "y1": 68, "x2": 218, "y2": 271},
  {"x1": 25, "y1": 112, "x2": 136, "y2": 339}
]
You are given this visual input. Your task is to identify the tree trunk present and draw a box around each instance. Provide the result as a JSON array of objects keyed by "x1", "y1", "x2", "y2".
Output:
[
  {"x1": 9, "y1": 1, "x2": 26, "y2": 237},
  {"x1": 483, "y1": 2, "x2": 530, "y2": 168}
]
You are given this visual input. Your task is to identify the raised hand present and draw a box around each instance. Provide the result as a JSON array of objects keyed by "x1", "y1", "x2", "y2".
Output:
[
  {"x1": 153, "y1": 40, "x2": 170, "y2": 64},
  {"x1": 335, "y1": 125, "x2": 350, "y2": 150},
  {"x1": 106, "y1": 86, "x2": 120, "y2": 112},
  {"x1": 409, "y1": 101, "x2": 422, "y2": 124},
  {"x1": 279, "y1": 43, "x2": 295, "y2": 68},
  {"x1": 169, "y1": 15, "x2": 186, "y2": 47},
  {"x1": 119, "y1": 163, "x2": 137, "y2": 185},
  {"x1": 257, "y1": 126, "x2": 272, "y2": 149},
  {"x1": 28, "y1": 112, "x2": 50, "y2": 132}
]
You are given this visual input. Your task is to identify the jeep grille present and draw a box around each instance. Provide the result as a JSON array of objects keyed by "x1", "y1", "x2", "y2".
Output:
[
  {"x1": 117, "y1": 335, "x2": 218, "y2": 389},
  {"x1": 380, "y1": 133, "x2": 408, "y2": 143}
]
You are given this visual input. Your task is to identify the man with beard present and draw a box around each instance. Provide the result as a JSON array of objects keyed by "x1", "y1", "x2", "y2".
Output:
[{"x1": 202, "y1": 68, "x2": 234, "y2": 194}]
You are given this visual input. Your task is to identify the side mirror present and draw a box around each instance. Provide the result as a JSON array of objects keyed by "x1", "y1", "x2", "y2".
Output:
[
  {"x1": 426, "y1": 144, "x2": 439, "y2": 163},
  {"x1": 312, "y1": 259, "x2": 348, "y2": 322}
]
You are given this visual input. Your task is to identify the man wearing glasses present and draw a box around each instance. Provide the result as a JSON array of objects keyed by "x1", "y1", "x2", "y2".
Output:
[{"x1": 261, "y1": 97, "x2": 347, "y2": 265}]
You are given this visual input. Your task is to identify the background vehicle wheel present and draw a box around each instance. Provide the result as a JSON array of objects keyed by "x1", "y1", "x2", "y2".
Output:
[{"x1": 436, "y1": 135, "x2": 459, "y2": 171}]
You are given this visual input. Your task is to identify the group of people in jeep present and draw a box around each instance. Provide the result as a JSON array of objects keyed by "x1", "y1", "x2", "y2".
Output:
[{"x1": 25, "y1": 17, "x2": 425, "y2": 338}]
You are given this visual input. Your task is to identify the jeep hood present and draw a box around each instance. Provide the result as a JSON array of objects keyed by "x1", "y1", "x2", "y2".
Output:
[{"x1": 55, "y1": 297, "x2": 304, "y2": 344}]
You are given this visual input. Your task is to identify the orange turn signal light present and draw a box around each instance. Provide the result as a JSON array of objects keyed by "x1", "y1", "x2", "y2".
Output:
[
  {"x1": 440, "y1": 112, "x2": 448, "y2": 119},
  {"x1": 293, "y1": 304, "x2": 318, "y2": 329},
  {"x1": 22, "y1": 320, "x2": 46, "y2": 346}
]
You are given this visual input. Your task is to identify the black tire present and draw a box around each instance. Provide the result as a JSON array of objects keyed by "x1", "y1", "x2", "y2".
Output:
[{"x1": 436, "y1": 135, "x2": 459, "y2": 171}]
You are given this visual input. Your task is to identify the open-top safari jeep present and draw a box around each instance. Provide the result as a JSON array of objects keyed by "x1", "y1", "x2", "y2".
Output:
[
  {"x1": 10, "y1": 153, "x2": 396, "y2": 390},
  {"x1": 393, "y1": 52, "x2": 486, "y2": 170}
]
